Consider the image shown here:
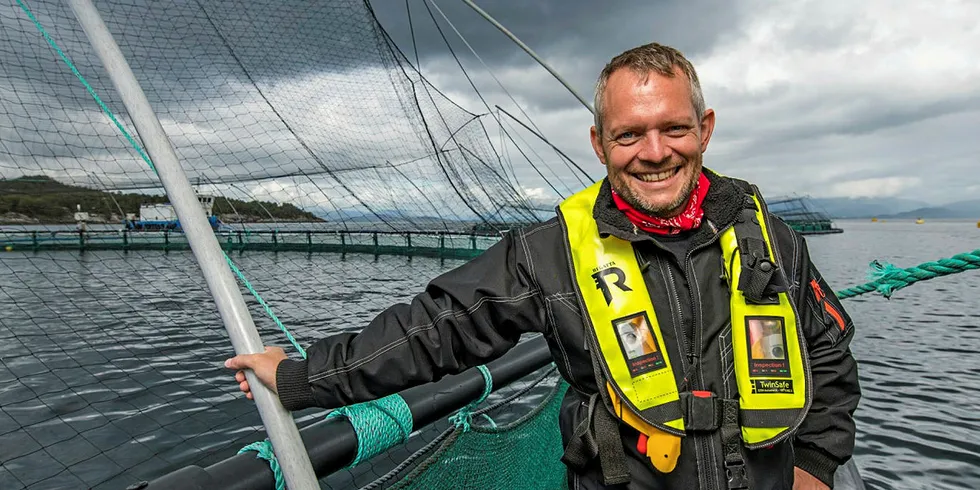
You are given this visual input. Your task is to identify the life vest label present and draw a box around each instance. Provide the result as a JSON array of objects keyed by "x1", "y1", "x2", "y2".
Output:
[
  {"x1": 611, "y1": 311, "x2": 666, "y2": 376},
  {"x1": 751, "y1": 379, "x2": 794, "y2": 394}
]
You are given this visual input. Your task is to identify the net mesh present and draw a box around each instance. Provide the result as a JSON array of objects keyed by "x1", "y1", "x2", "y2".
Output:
[
  {"x1": 386, "y1": 377, "x2": 569, "y2": 490},
  {"x1": 0, "y1": 0, "x2": 573, "y2": 488}
]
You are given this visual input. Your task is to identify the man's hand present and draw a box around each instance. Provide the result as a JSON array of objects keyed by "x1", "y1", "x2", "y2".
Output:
[
  {"x1": 793, "y1": 467, "x2": 830, "y2": 490},
  {"x1": 225, "y1": 346, "x2": 288, "y2": 399}
]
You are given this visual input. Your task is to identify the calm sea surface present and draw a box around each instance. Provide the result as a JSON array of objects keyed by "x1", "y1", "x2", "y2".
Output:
[{"x1": 1, "y1": 219, "x2": 978, "y2": 489}]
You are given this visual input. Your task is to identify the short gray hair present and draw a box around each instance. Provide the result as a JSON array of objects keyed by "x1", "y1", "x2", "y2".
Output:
[{"x1": 593, "y1": 43, "x2": 705, "y2": 137}]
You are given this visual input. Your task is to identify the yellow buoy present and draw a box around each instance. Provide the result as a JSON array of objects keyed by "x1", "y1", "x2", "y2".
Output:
[
  {"x1": 976, "y1": 220, "x2": 979, "y2": 228},
  {"x1": 871, "y1": 217, "x2": 878, "y2": 222},
  {"x1": 4, "y1": 245, "x2": 12, "y2": 252},
  {"x1": 915, "y1": 218, "x2": 925, "y2": 224}
]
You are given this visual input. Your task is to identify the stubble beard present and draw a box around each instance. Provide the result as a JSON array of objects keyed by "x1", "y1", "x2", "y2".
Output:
[{"x1": 609, "y1": 155, "x2": 702, "y2": 218}]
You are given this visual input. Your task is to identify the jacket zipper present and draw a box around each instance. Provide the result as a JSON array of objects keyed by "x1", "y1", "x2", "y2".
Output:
[{"x1": 683, "y1": 223, "x2": 731, "y2": 490}]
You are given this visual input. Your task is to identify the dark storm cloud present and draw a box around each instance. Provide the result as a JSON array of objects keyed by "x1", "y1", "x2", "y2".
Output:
[
  {"x1": 373, "y1": 0, "x2": 743, "y2": 65},
  {"x1": 372, "y1": 0, "x2": 747, "y2": 112}
]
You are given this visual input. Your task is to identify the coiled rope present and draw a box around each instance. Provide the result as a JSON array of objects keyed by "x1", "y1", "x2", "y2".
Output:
[{"x1": 836, "y1": 249, "x2": 980, "y2": 299}]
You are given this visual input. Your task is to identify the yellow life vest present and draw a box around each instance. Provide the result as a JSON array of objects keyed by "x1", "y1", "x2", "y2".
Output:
[{"x1": 557, "y1": 180, "x2": 810, "y2": 471}]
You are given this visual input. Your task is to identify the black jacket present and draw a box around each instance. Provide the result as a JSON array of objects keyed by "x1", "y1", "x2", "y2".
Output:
[{"x1": 277, "y1": 169, "x2": 861, "y2": 489}]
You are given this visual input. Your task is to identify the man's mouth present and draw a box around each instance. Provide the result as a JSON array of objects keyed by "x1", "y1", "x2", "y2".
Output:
[{"x1": 634, "y1": 167, "x2": 680, "y2": 183}]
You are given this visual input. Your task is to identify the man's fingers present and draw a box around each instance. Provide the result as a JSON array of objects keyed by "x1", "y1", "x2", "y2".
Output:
[
  {"x1": 226, "y1": 347, "x2": 287, "y2": 399},
  {"x1": 224, "y1": 353, "x2": 255, "y2": 370}
]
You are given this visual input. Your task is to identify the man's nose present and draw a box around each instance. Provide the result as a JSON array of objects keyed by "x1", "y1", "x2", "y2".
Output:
[{"x1": 636, "y1": 131, "x2": 672, "y2": 164}]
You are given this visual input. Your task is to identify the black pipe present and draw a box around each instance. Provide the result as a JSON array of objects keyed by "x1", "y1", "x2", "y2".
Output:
[{"x1": 137, "y1": 337, "x2": 553, "y2": 490}]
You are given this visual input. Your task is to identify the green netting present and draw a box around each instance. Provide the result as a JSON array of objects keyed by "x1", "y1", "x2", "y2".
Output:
[
  {"x1": 388, "y1": 381, "x2": 569, "y2": 490},
  {"x1": 1, "y1": 0, "x2": 573, "y2": 487}
]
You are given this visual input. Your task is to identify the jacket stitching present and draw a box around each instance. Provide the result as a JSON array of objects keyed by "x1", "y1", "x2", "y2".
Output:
[
  {"x1": 517, "y1": 228, "x2": 536, "y2": 283},
  {"x1": 545, "y1": 296, "x2": 576, "y2": 378},
  {"x1": 308, "y1": 290, "x2": 540, "y2": 382},
  {"x1": 524, "y1": 220, "x2": 558, "y2": 237},
  {"x1": 520, "y1": 222, "x2": 558, "y2": 288},
  {"x1": 719, "y1": 323, "x2": 734, "y2": 398},
  {"x1": 788, "y1": 226, "x2": 802, "y2": 294},
  {"x1": 554, "y1": 294, "x2": 583, "y2": 318}
]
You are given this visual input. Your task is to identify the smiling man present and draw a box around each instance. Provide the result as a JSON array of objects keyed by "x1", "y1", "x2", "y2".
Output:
[{"x1": 227, "y1": 43, "x2": 860, "y2": 490}]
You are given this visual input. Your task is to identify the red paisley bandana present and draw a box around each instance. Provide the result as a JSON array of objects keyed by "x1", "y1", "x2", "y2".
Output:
[{"x1": 611, "y1": 172, "x2": 710, "y2": 235}]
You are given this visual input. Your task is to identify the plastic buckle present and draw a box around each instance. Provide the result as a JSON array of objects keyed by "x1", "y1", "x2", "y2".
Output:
[
  {"x1": 725, "y1": 461, "x2": 749, "y2": 490},
  {"x1": 681, "y1": 391, "x2": 721, "y2": 432}
]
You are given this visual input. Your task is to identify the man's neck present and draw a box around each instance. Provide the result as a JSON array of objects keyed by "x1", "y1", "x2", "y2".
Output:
[{"x1": 610, "y1": 173, "x2": 710, "y2": 236}]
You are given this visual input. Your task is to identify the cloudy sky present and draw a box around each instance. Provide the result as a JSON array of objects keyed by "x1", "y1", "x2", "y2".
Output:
[
  {"x1": 2, "y1": 0, "x2": 978, "y2": 220},
  {"x1": 373, "y1": 0, "x2": 980, "y2": 205}
]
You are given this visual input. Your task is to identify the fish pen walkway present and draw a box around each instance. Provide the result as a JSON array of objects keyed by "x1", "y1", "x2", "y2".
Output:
[{"x1": 0, "y1": 230, "x2": 501, "y2": 259}]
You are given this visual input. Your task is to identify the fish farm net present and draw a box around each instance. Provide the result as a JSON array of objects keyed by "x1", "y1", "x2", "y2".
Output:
[{"x1": 0, "y1": 0, "x2": 576, "y2": 488}]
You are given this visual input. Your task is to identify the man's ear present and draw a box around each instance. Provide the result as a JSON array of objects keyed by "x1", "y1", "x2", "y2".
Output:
[
  {"x1": 699, "y1": 108, "x2": 716, "y2": 153},
  {"x1": 590, "y1": 125, "x2": 607, "y2": 165}
]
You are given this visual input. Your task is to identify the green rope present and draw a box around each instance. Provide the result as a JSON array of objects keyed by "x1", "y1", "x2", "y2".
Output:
[
  {"x1": 836, "y1": 249, "x2": 980, "y2": 299},
  {"x1": 448, "y1": 365, "x2": 496, "y2": 431},
  {"x1": 238, "y1": 440, "x2": 285, "y2": 490},
  {"x1": 224, "y1": 256, "x2": 306, "y2": 357},
  {"x1": 326, "y1": 395, "x2": 414, "y2": 467}
]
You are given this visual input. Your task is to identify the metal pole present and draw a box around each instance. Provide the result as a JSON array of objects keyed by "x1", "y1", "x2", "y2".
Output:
[
  {"x1": 65, "y1": 1, "x2": 319, "y2": 488},
  {"x1": 459, "y1": 0, "x2": 595, "y2": 115}
]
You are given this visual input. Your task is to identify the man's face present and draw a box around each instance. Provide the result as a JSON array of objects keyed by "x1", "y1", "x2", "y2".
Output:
[{"x1": 590, "y1": 67, "x2": 715, "y2": 217}]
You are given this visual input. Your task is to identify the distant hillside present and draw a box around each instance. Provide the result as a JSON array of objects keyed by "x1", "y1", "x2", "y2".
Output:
[
  {"x1": 807, "y1": 197, "x2": 931, "y2": 219},
  {"x1": 880, "y1": 199, "x2": 980, "y2": 219},
  {"x1": 0, "y1": 175, "x2": 322, "y2": 224}
]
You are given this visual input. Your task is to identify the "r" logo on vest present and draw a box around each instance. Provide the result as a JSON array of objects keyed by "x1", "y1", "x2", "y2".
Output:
[{"x1": 591, "y1": 267, "x2": 633, "y2": 305}]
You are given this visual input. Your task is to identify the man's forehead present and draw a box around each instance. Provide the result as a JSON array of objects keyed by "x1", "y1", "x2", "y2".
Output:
[
  {"x1": 605, "y1": 67, "x2": 689, "y2": 99},
  {"x1": 602, "y1": 69, "x2": 696, "y2": 123}
]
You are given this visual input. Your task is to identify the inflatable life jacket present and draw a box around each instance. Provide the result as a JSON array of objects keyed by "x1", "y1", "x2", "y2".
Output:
[{"x1": 557, "y1": 180, "x2": 811, "y2": 486}]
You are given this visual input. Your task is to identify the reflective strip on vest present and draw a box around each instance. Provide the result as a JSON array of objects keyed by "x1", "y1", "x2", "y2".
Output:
[
  {"x1": 559, "y1": 181, "x2": 684, "y2": 435},
  {"x1": 720, "y1": 194, "x2": 807, "y2": 445}
]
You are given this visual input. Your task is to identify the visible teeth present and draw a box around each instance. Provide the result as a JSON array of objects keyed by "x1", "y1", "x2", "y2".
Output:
[{"x1": 636, "y1": 169, "x2": 676, "y2": 182}]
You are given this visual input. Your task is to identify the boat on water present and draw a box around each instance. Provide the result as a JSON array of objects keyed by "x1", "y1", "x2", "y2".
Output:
[{"x1": 123, "y1": 194, "x2": 223, "y2": 231}]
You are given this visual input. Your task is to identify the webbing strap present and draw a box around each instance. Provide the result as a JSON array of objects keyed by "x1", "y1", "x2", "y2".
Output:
[
  {"x1": 560, "y1": 393, "x2": 599, "y2": 471},
  {"x1": 734, "y1": 206, "x2": 776, "y2": 304},
  {"x1": 721, "y1": 399, "x2": 748, "y2": 490},
  {"x1": 593, "y1": 400, "x2": 630, "y2": 485},
  {"x1": 560, "y1": 393, "x2": 631, "y2": 485}
]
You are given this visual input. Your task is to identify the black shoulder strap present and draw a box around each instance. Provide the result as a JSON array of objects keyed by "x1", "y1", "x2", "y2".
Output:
[{"x1": 732, "y1": 187, "x2": 789, "y2": 304}]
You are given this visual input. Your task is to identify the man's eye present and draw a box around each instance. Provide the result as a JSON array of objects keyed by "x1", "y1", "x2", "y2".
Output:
[
  {"x1": 616, "y1": 131, "x2": 637, "y2": 141},
  {"x1": 666, "y1": 126, "x2": 687, "y2": 134}
]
